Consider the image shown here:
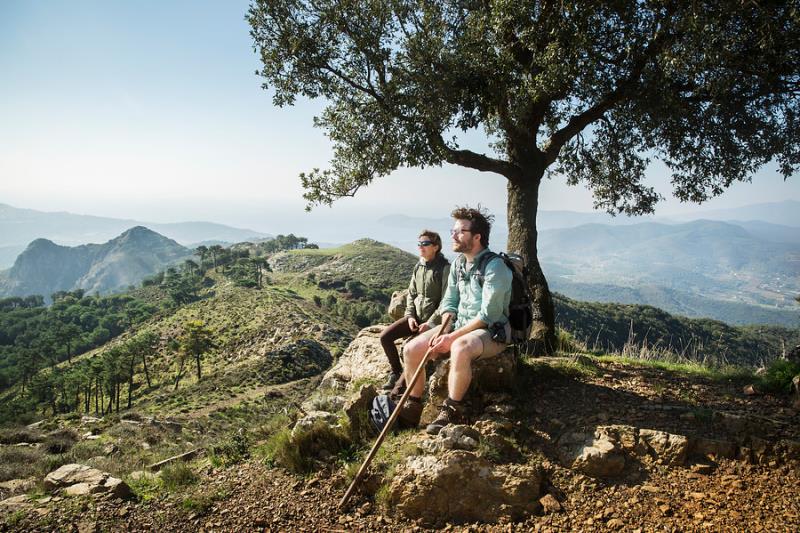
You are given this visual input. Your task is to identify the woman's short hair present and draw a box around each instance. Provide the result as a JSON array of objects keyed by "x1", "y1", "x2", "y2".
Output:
[{"x1": 419, "y1": 229, "x2": 442, "y2": 250}]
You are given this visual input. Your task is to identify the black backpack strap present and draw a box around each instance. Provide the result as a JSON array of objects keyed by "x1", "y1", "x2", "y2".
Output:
[{"x1": 473, "y1": 251, "x2": 499, "y2": 287}]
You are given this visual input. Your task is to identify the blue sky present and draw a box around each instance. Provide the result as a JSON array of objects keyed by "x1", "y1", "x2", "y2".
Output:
[{"x1": 1, "y1": 1, "x2": 797, "y2": 236}]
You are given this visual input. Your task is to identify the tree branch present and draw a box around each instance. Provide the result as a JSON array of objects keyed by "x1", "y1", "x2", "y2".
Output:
[
  {"x1": 542, "y1": 30, "x2": 673, "y2": 166},
  {"x1": 430, "y1": 133, "x2": 521, "y2": 179}
]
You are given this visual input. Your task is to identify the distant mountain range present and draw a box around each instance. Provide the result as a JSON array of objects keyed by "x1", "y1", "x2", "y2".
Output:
[
  {"x1": 538, "y1": 220, "x2": 800, "y2": 326},
  {"x1": 2, "y1": 201, "x2": 798, "y2": 327},
  {"x1": 0, "y1": 203, "x2": 270, "y2": 268},
  {"x1": 0, "y1": 227, "x2": 190, "y2": 299}
]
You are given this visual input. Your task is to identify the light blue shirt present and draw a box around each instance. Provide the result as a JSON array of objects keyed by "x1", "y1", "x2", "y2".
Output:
[{"x1": 438, "y1": 248, "x2": 512, "y2": 330}]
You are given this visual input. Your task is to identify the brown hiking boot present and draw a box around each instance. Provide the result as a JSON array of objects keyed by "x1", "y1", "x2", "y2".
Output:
[
  {"x1": 396, "y1": 397, "x2": 422, "y2": 429},
  {"x1": 425, "y1": 398, "x2": 466, "y2": 435}
]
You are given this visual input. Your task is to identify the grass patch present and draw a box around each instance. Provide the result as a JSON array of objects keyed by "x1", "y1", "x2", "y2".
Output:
[
  {"x1": 520, "y1": 356, "x2": 601, "y2": 380},
  {"x1": 159, "y1": 463, "x2": 198, "y2": 492},
  {"x1": 4, "y1": 510, "x2": 27, "y2": 528},
  {"x1": 0, "y1": 446, "x2": 45, "y2": 482},
  {"x1": 208, "y1": 429, "x2": 250, "y2": 468},
  {"x1": 596, "y1": 355, "x2": 754, "y2": 383},
  {"x1": 126, "y1": 472, "x2": 161, "y2": 502},
  {"x1": 256, "y1": 418, "x2": 353, "y2": 474},
  {"x1": 553, "y1": 328, "x2": 590, "y2": 355},
  {"x1": 182, "y1": 487, "x2": 229, "y2": 515},
  {"x1": 368, "y1": 433, "x2": 421, "y2": 508}
]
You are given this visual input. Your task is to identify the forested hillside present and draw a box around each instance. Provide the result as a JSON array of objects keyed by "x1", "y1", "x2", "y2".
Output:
[{"x1": 1, "y1": 238, "x2": 797, "y2": 427}]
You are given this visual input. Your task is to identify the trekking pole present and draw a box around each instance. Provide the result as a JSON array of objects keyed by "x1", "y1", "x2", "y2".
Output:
[{"x1": 339, "y1": 314, "x2": 452, "y2": 509}]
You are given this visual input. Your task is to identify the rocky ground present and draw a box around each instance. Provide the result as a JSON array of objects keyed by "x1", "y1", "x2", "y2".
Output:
[{"x1": 2, "y1": 355, "x2": 798, "y2": 532}]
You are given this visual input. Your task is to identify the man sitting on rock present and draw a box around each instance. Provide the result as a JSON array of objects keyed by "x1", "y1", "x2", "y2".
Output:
[{"x1": 398, "y1": 205, "x2": 512, "y2": 435}]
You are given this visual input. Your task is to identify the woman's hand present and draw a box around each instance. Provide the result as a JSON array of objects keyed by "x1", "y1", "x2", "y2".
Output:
[{"x1": 417, "y1": 322, "x2": 431, "y2": 333}]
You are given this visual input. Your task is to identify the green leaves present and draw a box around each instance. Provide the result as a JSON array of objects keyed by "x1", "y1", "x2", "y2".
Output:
[{"x1": 250, "y1": 0, "x2": 798, "y2": 212}]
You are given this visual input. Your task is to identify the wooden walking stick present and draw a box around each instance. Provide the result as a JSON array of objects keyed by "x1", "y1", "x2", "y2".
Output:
[{"x1": 339, "y1": 314, "x2": 452, "y2": 509}]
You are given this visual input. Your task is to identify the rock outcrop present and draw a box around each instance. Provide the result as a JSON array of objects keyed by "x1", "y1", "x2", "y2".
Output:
[
  {"x1": 320, "y1": 326, "x2": 393, "y2": 390},
  {"x1": 386, "y1": 450, "x2": 543, "y2": 526},
  {"x1": 43, "y1": 464, "x2": 131, "y2": 499}
]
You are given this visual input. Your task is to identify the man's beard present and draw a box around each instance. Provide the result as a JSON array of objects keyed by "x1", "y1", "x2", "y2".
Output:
[{"x1": 452, "y1": 239, "x2": 471, "y2": 254}]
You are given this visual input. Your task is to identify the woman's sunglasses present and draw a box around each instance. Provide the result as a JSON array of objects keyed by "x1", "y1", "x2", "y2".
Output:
[{"x1": 417, "y1": 240, "x2": 434, "y2": 247}]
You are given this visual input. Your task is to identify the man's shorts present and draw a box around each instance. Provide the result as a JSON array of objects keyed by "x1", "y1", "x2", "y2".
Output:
[{"x1": 416, "y1": 322, "x2": 510, "y2": 360}]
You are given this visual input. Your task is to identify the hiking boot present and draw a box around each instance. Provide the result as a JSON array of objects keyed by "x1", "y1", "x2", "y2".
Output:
[
  {"x1": 425, "y1": 398, "x2": 466, "y2": 435},
  {"x1": 396, "y1": 397, "x2": 423, "y2": 429},
  {"x1": 381, "y1": 371, "x2": 402, "y2": 391}
]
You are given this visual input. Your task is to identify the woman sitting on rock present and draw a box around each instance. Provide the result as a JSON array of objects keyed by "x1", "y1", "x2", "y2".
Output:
[{"x1": 380, "y1": 229, "x2": 450, "y2": 394}]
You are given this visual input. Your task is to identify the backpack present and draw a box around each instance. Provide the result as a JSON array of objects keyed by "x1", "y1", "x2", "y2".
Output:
[
  {"x1": 367, "y1": 394, "x2": 397, "y2": 434},
  {"x1": 458, "y1": 251, "x2": 533, "y2": 344}
]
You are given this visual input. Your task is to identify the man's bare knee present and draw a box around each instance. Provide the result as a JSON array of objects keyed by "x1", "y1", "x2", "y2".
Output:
[
  {"x1": 451, "y1": 337, "x2": 481, "y2": 363},
  {"x1": 404, "y1": 338, "x2": 426, "y2": 362}
]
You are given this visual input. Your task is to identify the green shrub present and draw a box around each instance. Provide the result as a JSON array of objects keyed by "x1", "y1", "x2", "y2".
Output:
[
  {"x1": 758, "y1": 359, "x2": 800, "y2": 394},
  {"x1": 258, "y1": 419, "x2": 352, "y2": 474},
  {"x1": 0, "y1": 427, "x2": 43, "y2": 445},
  {"x1": 182, "y1": 487, "x2": 229, "y2": 515},
  {"x1": 42, "y1": 429, "x2": 79, "y2": 454},
  {"x1": 159, "y1": 463, "x2": 198, "y2": 491},
  {"x1": 554, "y1": 328, "x2": 588, "y2": 354},
  {"x1": 208, "y1": 429, "x2": 250, "y2": 468},
  {"x1": 126, "y1": 472, "x2": 161, "y2": 502}
]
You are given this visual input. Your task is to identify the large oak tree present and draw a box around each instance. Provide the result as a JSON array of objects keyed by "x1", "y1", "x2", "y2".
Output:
[{"x1": 248, "y1": 0, "x2": 798, "y2": 351}]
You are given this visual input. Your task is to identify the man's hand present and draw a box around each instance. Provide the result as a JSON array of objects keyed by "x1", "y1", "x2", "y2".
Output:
[
  {"x1": 407, "y1": 317, "x2": 419, "y2": 332},
  {"x1": 430, "y1": 333, "x2": 454, "y2": 353},
  {"x1": 417, "y1": 322, "x2": 431, "y2": 333}
]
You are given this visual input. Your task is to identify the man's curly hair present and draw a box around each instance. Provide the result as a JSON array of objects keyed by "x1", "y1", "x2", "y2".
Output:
[{"x1": 451, "y1": 205, "x2": 494, "y2": 248}]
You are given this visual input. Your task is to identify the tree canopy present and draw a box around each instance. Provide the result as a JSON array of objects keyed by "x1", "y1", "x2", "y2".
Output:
[{"x1": 248, "y1": 0, "x2": 798, "y2": 350}]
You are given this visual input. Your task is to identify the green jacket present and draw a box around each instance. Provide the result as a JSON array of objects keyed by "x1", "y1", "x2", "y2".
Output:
[{"x1": 404, "y1": 254, "x2": 450, "y2": 326}]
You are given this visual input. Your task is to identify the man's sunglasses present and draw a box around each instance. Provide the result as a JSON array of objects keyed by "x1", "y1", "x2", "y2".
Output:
[{"x1": 418, "y1": 241, "x2": 434, "y2": 247}]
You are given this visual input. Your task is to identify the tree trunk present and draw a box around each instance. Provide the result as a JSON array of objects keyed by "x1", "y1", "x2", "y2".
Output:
[
  {"x1": 142, "y1": 352, "x2": 151, "y2": 388},
  {"x1": 174, "y1": 356, "x2": 185, "y2": 391},
  {"x1": 195, "y1": 353, "x2": 202, "y2": 381},
  {"x1": 506, "y1": 171, "x2": 556, "y2": 355},
  {"x1": 128, "y1": 356, "x2": 135, "y2": 409}
]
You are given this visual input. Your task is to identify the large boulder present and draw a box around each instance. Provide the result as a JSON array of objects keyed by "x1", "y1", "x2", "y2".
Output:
[
  {"x1": 559, "y1": 427, "x2": 626, "y2": 477},
  {"x1": 320, "y1": 326, "x2": 393, "y2": 390},
  {"x1": 43, "y1": 464, "x2": 131, "y2": 499},
  {"x1": 386, "y1": 450, "x2": 543, "y2": 526},
  {"x1": 422, "y1": 350, "x2": 517, "y2": 424},
  {"x1": 343, "y1": 384, "x2": 378, "y2": 439},
  {"x1": 638, "y1": 429, "x2": 689, "y2": 466}
]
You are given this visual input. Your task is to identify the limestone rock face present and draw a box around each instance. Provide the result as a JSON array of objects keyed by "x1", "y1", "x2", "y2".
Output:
[
  {"x1": 422, "y1": 350, "x2": 516, "y2": 424},
  {"x1": 639, "y1": 429, "x2": 689, "y2": 466},
  {"x1": 559, "y1": 427, "x2": 626, "y2": 477},
  {"x1": 343, "y1": 384, "x2": 378, "y2": 438},
  {"x1": 388, "y1": 290, "x2": 408, "y2": 320},
  {"x1": 420, "y1": 424, "x2": 481, "y2": 454},
  {"x1": 320, "y1": 326, "x2": 392, "y2": 390},
  {"x1": 387, "y1": 450, "x2": 542, "y2": 526},
  {"x1": 43, "y1": 464, "x2": 131, "y2": 499},
  {"x1": 291, "y1": 411, "x2": 339, "y2": 437}
]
